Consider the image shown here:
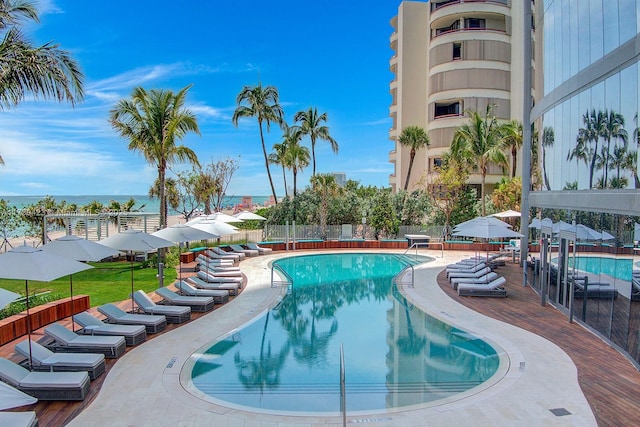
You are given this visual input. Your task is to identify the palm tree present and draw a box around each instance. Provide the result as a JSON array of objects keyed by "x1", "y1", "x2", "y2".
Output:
[
  {"x1": 451, "y1": 105, "x2": 509, "y2": 216},
  {"x1": 310, "y1": 173, "x2": 341, "y2": 238},
  {"x1": 110, "y1": 85, "x2": 200, "y2": 229},
  {"x1": 600, "y1": 110, "x2": 627, "y2": 184},
  {"x1": 232, "y1": 84, "x2": 285, "y2": 204},
  {"x1": 541, "y1": 126, "x2": 555, "y2": 190},
  {"x1": 397, "y1": 125, "x2": 430, "y2": 191},
  {"x1": 269, "y1": 141, "x2": 290, "y2": 198},
  {"x1": 285, "y1": 132, "x2": 310, "y2": 198},
  {"x1": 0, "y1": 0, "x2": 84, "y2": 163},
  {"x1": 294, "y1": 107, "x2": 338, "y2": 176},
  {"x1": 501, "y1": 120, "x2": 523, "y2": 178},
  {"x1": 577, "y1": 109, "x2": 606, "y2": 189},
  {"x1": 623, "y1": 149, "x2": 640, "y2": 188}
]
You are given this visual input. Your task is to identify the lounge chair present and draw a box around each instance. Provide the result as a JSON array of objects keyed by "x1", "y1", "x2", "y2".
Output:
[
  {"x1": 155, "y1": 287, "x2": 215, "y2": 312},
  {"x1": 0, "y1": 357, "x2": 90, "y2": 401},
  {"x1": 196, "y1": 270, "x2": 244, "y2": 287},
  {"x1": 450, "y1": 272, "x2": 499, "y2": 290},
  {"x1": 188, "y1": 276, "x2": 240, "y2": 295},
  {"x1": 73, "y1": 312, "x2": 147, "y2": 346},
  {"x1": 632, "y1": 278, "x2": 640, "y2": 301},
  {"x1": 132, "y1": 290, "x2": 191, "y2": 323},
  {"x1": 199, "y1": 264, "x2": 242, "y2": 277},
  {"x1": 0, "y1": 411, "x2": 38, "y2": 427},
  {"x1": 447, "y1": 266, "x2": 492, "y2": 281},
  {"x1": 229, "y1": 244, "x2": 259, "y2": 257},
  {"x1": 14, "y1": 339, "x2": 105, "y2": 380},
  {"x1": 458, "y1": 276, "x2": 507, "y2": 297},
  {"x1": 97, "y1": 303, "x2": 167, "y2": 334},
  {"x1": 205, "y1": 248, "x2": 240, "y2": 262},
  {"x1": 175, "y1": 280, "x2": 229, "y2": 303},
  {"x1": 211, "y1": 246, "x2": 244, "y2": 260},
  {"x1": 245, "y1": 242, "x2": 272, "y2": 254},
  {"x1": 446, "y1": 262, "x2": 487, "y2": 276},
  {"x1": 572, "y1": 278, "x2": 618, "y2": 299},
  {"x1": 44, "y1": 323, "x2": 126, "y2": 359},
  {"x1": 196, "y1": 254, "x2": 234, "y2": 267}
]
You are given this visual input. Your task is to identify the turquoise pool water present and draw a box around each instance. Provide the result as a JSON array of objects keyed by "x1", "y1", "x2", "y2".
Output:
[
  {"x1": 190, "y1": 253, "x2": 501, "y2": 413},
  {"x1": 567, "y1": 256, "x2": 632, "y2": 281}
]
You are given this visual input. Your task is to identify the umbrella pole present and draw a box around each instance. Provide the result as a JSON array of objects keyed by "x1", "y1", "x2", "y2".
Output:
[
  {"x1": 24, "y1": 280, "x2": 33, "y2": 370},
  {"x1": 130, "y1": 251, "x2": 135, "y2": 313},
  {"x1": 69, "y1": 274, "x2": 75, "y2": 332}
]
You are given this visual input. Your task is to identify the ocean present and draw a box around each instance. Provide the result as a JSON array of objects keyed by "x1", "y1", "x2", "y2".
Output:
[{"x1": 0, "y1": 195, "x2": 271, "y2": 215}]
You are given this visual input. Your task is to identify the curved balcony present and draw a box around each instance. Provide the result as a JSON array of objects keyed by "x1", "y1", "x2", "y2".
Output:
[{"x1": 388, "y1": 150, "x2": 397, "y2": 163}]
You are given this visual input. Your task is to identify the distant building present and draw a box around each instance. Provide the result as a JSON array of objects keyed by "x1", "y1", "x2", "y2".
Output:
[
  {"x1": 388, "y1": 0, "x2": 528, "y2": 193},
  {"x1": 331, "y1": 172, "x2": 346, "y2": 187}
]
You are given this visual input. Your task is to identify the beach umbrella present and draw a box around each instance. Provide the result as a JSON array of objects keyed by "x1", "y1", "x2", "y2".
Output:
[
  {"x1": 489, "y1": 209, "x2": 521, "y2": 218},
  {"x1": 190, "y1": 219, "x2": 239, "y2": 237},
  {"x1": 234, "y1": 210, "x2": 267, "y2": 221},
  {"x1": 42, "y1": 235, "x2": 119, "y2": 331},
  {"x1": 98, "y1": 230, "x2": 174, "y2": 312},
  {"x1": 152, "y1": 224, "x2": 217, "y2": 280},
  {"x1": 0, "y1": 381, "x2": 37, "y2": 410},
  {"x1": 0, "y1": 287, "x2": 21, "y2": 310},
  {"x1": 207, "y1": 212, "x2": 244, "y2": 223},
  {"x1": 0, "y1": 244, "x2": 93, "y2": 368}
]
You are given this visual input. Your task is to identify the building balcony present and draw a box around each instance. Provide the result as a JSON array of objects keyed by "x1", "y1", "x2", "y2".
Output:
[{"x1": 389, "y1": 150, "x2": 397, "y2": 163}]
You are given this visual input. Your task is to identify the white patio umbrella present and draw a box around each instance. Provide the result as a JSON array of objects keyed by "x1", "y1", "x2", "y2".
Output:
[
  {"x1": 234, "y1": 210, "x2": 267, "y2": 221},
  {"x1": 0, "y1": 244, "x2": 93, "y2": 368},
  {"x1": 452, "y1": 219, "x2": 524, "y2": 240},
  {"x1": 0, "y1": 287, "x2": 21, "y2": 310},
  {"x1": 98, "y1": 230, "x2": 174, "y2": 312},
  {"x1": 453, "y1": 216, "x2": 512, "y2": 231},
  {"x1": 152, "y1": 224, "x2": 217, "y2": 281},
  {"x1": 600, "y1": 230, "x2": 615, "y2": 241},
  {"x1": 207, "y1": 212, "x2": 244, "y2": 223},
  {"x1": 489, "y1": 209, "x2": 521, "y2": 218},
  {"x1": 190, "y1": 219, "x2": 239, "y2": 237},
  {"x1": 0, "y1": 381, "x2": 37, "y2": 410},
  {"x1": 42, "y1": 235, "x2": 119, "y2": 331}
]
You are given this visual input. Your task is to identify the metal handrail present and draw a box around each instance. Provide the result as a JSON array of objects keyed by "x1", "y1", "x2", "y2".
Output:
[
  {"x1": 392, "y1": 255, "x2": 415, "y2": 288},
  {"x1": 271, "y1": 263, "x2": 293, "y2": 289},
  {"x1": 403, "y1": 241, "x2": 444, "y2": 258}
]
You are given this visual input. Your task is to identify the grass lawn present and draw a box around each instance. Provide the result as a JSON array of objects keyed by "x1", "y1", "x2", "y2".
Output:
[{"x1": 0, "y1": 261, "x2": 178, "y2": 308}]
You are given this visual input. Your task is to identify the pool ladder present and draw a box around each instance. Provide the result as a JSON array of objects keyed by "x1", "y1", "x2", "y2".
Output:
[
  {"x1": 392, "y1": 256, "x2": 415, "y2": 288},
  {"x1": 271, "y1": 263, "x2": 293, "y2": 293}
]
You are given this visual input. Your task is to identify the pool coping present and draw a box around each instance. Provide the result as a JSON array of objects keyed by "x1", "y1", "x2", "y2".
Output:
[{"x1": 67, "y1": 249, "x2": 596, "y2": 426}]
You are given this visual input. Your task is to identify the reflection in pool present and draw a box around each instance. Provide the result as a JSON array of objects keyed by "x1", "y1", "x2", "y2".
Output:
[{"x1": 190, "y1": 253, "x2": 501, "y2": 413}]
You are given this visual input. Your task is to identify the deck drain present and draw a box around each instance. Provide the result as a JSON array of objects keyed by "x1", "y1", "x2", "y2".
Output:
[
  {"x1": 348, "y1": 418, "x2": 393, "y2": 424},
  {"x1": 166, "y1": 357, "x2": 177, "y2": 368},
  {"x1": 550, "y1": 408, "x2": 571, "y2": 416},
  {"x1": 519, "y1": 361, "x2": 526, "y2": 372}
]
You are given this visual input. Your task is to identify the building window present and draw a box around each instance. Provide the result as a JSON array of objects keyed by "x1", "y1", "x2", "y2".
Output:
[
  {"x1": 433, "y1": 158, "x2": 443, "y2": 169},
  {"x1": 453, "y1": 42, "x2": 461, "y2": 60},
  {"x1": 435, "y1": 20, "x2": 460, "y2": 36},
  {"x1": 434, "y1": 101, "x2": 461, "y2": 118},
  {"x1": 464, "y1": 18, "x2": 486, "y2": 29}
]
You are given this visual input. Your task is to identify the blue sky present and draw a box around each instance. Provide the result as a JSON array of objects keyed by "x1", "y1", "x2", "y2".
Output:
[{"x1": 0, "y1": 0, "x2": 403, "y2": 197}]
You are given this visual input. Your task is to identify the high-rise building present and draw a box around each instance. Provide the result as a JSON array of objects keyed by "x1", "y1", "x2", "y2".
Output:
[{"x1": 388, "y1": 0, "x2": 527, "y2": 193}]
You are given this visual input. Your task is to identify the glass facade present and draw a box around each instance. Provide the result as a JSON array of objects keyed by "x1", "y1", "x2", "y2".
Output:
[{"x1": 531, "y1": 0, "x2": 640, "y2": 366}]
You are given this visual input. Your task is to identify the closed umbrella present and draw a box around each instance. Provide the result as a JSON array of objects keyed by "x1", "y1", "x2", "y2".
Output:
[
  {"x1": 152, "y1": 224, "x2": 216, "y2": 281},
  {"x1": 98, "y1": 230, "x2": 174, "y2": 312},
  {"x1": 42, "y1": 235, "x2": 119, "y2": 330},
  {"x1": 0, "y1": 244, "x2": 93, "y2": 368}
]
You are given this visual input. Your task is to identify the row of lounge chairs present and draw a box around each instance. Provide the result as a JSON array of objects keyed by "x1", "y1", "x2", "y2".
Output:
[{"x1": 445, "y1": 256, "x2": 508, "y2": 297}]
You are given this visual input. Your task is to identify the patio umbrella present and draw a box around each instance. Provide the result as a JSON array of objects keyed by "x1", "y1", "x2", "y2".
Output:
[
  {"x1": 207, "y1": 212, "x2": 244, "y2": 223},
  {"x1": 0, "y1": 287, "x2": 21, "y2": 310},
  {"x1": 98, "y1": 230, "x2": 174, "y2": 312},
  {"x1": 453, "y1": 218, "x2": 523, "y2": 260},
  {"x1": 0, "y1": 381, "x2": 37, "y2": 410},
  {"x1": 600, "y1": 230, "x2": 615, "y2": 241},
  {"x1": 42, "y1": 235, "x2": 119, "y2": 331},
  {"x1": 489, "y1": 209, "x2": 521, "y2": 218},
  {"x1": 152, "y1": 224, "x2": 217, "y2": 281},
  {"x1": 0, "y1": 244, "x2": 93, "y2": 368},
  {"x1": 234, "y1": 210, "x2": 267, "y2": 221},
  {"x1": 190, "y1": 219, "x2": 239, "y2": 237},
  {"x1": 453, "y1": 216, "x2": 512, "y2": 231}
]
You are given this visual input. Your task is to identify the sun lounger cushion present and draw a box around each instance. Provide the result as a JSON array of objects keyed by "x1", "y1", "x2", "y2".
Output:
[
  {"x1": 44, "y1": 323, "x2": 126, "y2": 359},
  {"x1": 246, "y1": 242, "x2": 272, "y2": 254},
  {"x1": 450, "y1": 272, "x2": 499, "y2": 290},
  {"x1": 189, "y1": 275, "x2": 240, "y2": 294},
  {"x1": 175, "y1": 280, "x2": 229, "y2": 303},
  {"x1": 0, "y1": 411, "x2": 38, "y2": 427},
  {"x1": 73, "y1": 312, "x2": 147, "y2": 346},
  {"x1": 448, "y1": 266, "x2": 492, "y2": 281},
  {"x1": 0, "y1": 358, "x2": 90, "y2": 400},
  {"x1": 97, "y1": 303, "x2": 167, "y2": 333},
  {"x1": 155, "y1": 287, "x2": 214, "y2": 312},
  {"x1": 15, "y1": 340, "x2": 105, "y2": 380},
  {"x1": 132, "y1": 290, "x2": 191, "y2": 323},
  {"x1": 197, "y1": 270, "x2": 243, "y2": 285},
  {"x1": 458, "y1": 276, "x2": 507, "y2": 297}
]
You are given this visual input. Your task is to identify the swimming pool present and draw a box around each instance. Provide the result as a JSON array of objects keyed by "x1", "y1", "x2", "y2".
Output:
[
  {"x1": 566, "y1": 256, "x2": 632, "y2": 281},
  {"x1": 188, "y1": 253, "x2": 501, "y2": 413}
]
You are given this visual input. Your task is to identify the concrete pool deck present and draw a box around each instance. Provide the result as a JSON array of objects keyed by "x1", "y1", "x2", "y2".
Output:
[{"x1": 67, "y1": 250, "x2": 596, "y2": 426}]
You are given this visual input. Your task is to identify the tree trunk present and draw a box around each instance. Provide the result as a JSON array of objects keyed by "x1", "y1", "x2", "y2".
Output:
[
  {"x1": 404, "y1": 150, "x2": 415, "y2": 191},
  {"x1": 282, "y1": 166, "x2": 288, "y2": 198},
  {"x1": 258, "y1": 121, "x2": 278, "y2": 204},
  {"x1": 311, "y1": 137, "x2": 317, "y2": 176}
]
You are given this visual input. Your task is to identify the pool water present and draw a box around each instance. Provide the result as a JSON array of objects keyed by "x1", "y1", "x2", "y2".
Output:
[
  {"x1": 190, "y1": 253, "x2": 501, "y2": 413},
  {"x1": 567, "y1": 256, "x2": 632, "y2": 281}
]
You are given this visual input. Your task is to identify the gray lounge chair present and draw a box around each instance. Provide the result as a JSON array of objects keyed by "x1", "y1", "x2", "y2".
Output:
[
  {"x1": 632, "y1": 278, "x2": 640, "y2": 301},
  {"x1": 155, "y1": 287, "x2": 215, "y2": 312},
  {"x1": 450, "y1": 272, "x2": 499, "y2": 290},
  {"x1": 196, "y1": 254, "x2": 234, "y2": 267},
  {"x1": 189, "y1": 275, "x2": 240, "y2": 295},
  {"x1": 209, "y1": 247, "x2": 243, "y2": 261},
  {"x1": 73, "y1": 311, "x2": 147, "y2": 346},
  {"x1": 572, "y1": 278, "x2": 618, "y2": 299},
  {"x1": 458, "y1": 276, "x2": 507, "y2": 297},
  {"x1": 97, "y1": 303, "x2": 167, "y2": 334},
  {"x1": 229, "y1": 244, "x2": 259, "y2": 257},
  {"x1": 199, "y1": 265, "x2": 242, "y2": 277},
  {"x1": 245, "y1": 242, "x2": 273, "y2": 254},
  {"x1": 15, "y1": 339, "x2": 105, "y2": 380},
  {"x1": 44, "y1": 323, "x2": 126, "y2": 359},
  {"x1": 132, "y1": 290, "x2": 191, "y2": 323},
  {"x1": 447, "y1": 266, "x2": 492, "y2": 281},
  {"x1": 0, "y1": 411, "x2": 38, "y2": 427},
  {"x1": 196, "y1": 270, "x2": 243, "y2": 287},
  {"x1": 175, "y1": 280, "x2": 230, "y2": 303},
  {"x1": 0, "y1": 357, "x2": 90, "y2": 401}
]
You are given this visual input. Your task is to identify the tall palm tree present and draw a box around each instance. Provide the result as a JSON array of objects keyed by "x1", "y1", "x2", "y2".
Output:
[
  {"x1": 397, "y1": 125, "x2": 430, "y2": 191},
  {"x1": 501, "y1": 120, "x2": 523, "y2": 178},
  {"x1": 285, "y1": 132, "x2": 310, "y2": 198},
  {"x1": 577, "y1": 109, "x2": 606, "y2": 189},
  {"x1": 567, "y1": 131, "x2": 589, "y2": 189},
  {"x1": 0, "y1": 0, "x2": 84, "y2": 163},
  {"x1": 310, "y1": 173, "x2": 341, "y2": 238},
  {"x1": 232, "y1": 84, "x2": 284, "y2": 204},
  {"x1": 451, "y1": 105, "x2": 509, "y2": 216},
  {"x1": 110, "y1": 85, "x2": 200, "y2": 229},
  {"x1": 269, "y1": 141, "x2": 289, "y2": 198},
  {"x1": 294, "y1": 107, "x2": 338, "y2": 176},
  {"x1": 541, "y1": 126, "x2": 555, "y2": 190},
  {"x1": 600, "y1": 110, "x2": 627, "y2": 184}
]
